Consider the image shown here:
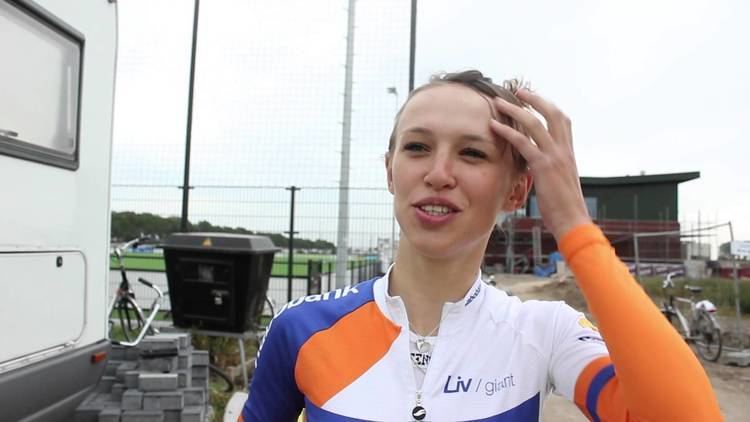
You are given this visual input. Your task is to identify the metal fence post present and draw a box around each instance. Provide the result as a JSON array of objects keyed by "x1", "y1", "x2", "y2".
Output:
[
  {"x1": 327, "y1": 261, "x2": 333, "y2": 292},
  {"x1": 286, "y1": 186, "x2": 300, "y2": 302}
]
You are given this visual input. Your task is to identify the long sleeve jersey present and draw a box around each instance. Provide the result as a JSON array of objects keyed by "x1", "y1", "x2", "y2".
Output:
[{"x1": 241, "y1": 223, "x2": 722, "y2": 421}]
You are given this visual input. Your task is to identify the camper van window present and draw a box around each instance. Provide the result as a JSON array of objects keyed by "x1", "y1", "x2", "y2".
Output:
[{"x1": 0, "y1": 0, "x2": 82, "y2": 170}]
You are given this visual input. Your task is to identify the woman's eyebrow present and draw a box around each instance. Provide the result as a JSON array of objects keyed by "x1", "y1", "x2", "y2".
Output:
[
  {"x1": 461, "y1": 134, "x2": 491, "y2": 144},
  {"x1": 401, "y1": 126, "x2": 433, "y2": 136}
]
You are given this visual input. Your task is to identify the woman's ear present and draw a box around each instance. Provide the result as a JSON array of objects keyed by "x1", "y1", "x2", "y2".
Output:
[
  {"x1": 503, "y1": 172, "x2": 533, "y2": 211},
  {"x1": 385, "y1": 152, "x2": 394, "y2": 194}
]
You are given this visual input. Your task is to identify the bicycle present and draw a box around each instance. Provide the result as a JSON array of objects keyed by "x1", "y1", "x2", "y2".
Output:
[
  {"x1": 108, "y1": 237, "x2": 164, "y2": 347},
  {"x1": 660, "y1": 272, "x2": 722, "y2": 361}
]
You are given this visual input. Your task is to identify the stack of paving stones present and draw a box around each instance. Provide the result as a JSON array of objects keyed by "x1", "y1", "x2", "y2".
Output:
[{"x1": 74, "y1": 333, "x2": 211, "y2": 422}]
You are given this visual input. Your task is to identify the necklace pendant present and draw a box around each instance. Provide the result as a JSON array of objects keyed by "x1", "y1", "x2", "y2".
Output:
[
  {"x1": 416, "y1": 338, "x2": 430, "y2": 353},
  {"x1": 412, "y1": 405, "x2": 426, "y2": 420}
]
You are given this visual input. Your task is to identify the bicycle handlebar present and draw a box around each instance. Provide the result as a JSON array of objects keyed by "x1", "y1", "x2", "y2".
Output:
[
  {"x1": 112, "y1": 277, "x2": 163, "y2": 347},
  {"x1": 137, "y1": 277, "x2": 154, "y2": 288}
]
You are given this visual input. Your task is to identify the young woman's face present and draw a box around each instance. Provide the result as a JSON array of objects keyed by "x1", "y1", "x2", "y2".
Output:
[{"x1": 387, "y1": 83, "x2": 528, "y2": 259}]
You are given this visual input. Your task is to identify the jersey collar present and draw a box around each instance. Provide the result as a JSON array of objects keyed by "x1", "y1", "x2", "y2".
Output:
[{"x1": 373, "y1": 264, "x2": 487, "y2": 336}]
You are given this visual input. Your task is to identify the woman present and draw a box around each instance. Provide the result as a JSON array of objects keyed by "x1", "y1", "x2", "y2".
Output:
[{"x1": 241, "y1": 71, "x2": 722, "y2": 421}]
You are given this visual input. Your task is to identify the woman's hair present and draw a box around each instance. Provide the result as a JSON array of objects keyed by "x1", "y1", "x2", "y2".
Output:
[{"x1": 387, "y1": 70, "x2": 530, "y2": 172}]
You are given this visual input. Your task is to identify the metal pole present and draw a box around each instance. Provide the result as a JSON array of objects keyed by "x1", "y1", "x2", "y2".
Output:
[
  {"x1": 180, "y1": 0, "x2": 201, "y2": 231},
  {"x1": 506, "y1": 215, "x2": 514, "y2": 273},
  {"x1": 408, "y1": 0, "x2": 417, "y2": 92},
  {"x1": 286, "y1": 186, "x2": 300, "y2": 302},
  {"x1": 728, "y1": 222, "x2": 745, "y2": 349},
  {"x1": 665, "y1": 206, "x2": 670, "y2": 260},
  {"x1": 633, "y1": 233, "x2": 641, "y2": 283},
  {"x1": 336, "y1": 0, "x2": 356, "y2": 289},
  {"x1": 386, "y1": 87, "x2": 399, "y2": 266}
]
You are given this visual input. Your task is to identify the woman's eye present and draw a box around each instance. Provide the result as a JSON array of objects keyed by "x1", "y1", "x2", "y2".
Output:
[
  {"x1": 403, "y1": 142, "x2": 428, "y2": 152},
  {"x1": 462, "y1": 148, "x2": 488, "y2": 159}
]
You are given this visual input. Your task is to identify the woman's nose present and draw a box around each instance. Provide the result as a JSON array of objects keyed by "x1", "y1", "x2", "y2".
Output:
[{"x1": 423, "y1": 154, "x2": 456, "y2": 190}]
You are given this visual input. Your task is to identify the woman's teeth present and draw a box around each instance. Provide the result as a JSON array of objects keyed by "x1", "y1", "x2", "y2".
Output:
[{"x1": 419, "y1": 205, "x2": 452, "y2": 216}]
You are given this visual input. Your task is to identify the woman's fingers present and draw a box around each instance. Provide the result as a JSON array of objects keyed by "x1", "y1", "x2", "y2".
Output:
[
  {"x1": 492, "y1": 97, "x2": 555, "y2": 152},
  {"x1": 489, "y1": 118, "x2": 541, "y2": 163},
  {"x1": 514, "y1": 89, "x2": 572, "y2": 147}
]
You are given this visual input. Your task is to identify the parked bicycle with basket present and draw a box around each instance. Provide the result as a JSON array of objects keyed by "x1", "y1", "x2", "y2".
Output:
[{"x1": 660, "y1": 271, "x2": 722, "y2": 361}]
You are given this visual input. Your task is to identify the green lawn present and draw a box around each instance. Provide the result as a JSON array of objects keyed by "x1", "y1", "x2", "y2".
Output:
[
  {"x1": 640, "y1": 276, "x2": 750, "y2": 314},
  {"x1": 110, "y1": 252, "x2": 378, "y2": 277}
]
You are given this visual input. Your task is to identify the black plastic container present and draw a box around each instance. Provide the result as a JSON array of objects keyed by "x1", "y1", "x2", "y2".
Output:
[{"x1": 162, "y1": 232, "x2": 280, "y2": 332}]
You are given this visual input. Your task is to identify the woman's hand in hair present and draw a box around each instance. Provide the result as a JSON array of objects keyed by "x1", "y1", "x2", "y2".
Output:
[{"x1": 489, "y1": 90, "x2": 591, "y2": 241}]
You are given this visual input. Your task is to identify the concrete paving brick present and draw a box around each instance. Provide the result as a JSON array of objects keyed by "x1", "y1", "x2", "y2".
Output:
[
  {"x1": 190, "y1": 376, "x2": 208, "y2": 390},
  {"x1": 157, "y1": 333, "x2": 190, "y2": 350},
  {"x1": 182, "y1": 388, "x2": 206, "y2": 406},
  {"x1": 138, "y1": 356, "x2": 178, "y2": 373},
  {"x1": 180, "y1": 406, "x2": 204, "y2": 422},
  {"x1": 125, "y1": 347, "x2": 140, "y2": 361},
  {"x1": 98, "y1": 408, "x2": 121, "y2": 422},
  {"x1": 143, "y1": 392, "x2": 184, "y2": 411},
  {"x1": 117, "y1": 361, "x2": 139, "y2": 381},
  {"x1": 111, "y1": 383, "x2": 126, "y2": 401},
  {"x1": 75, "y1": 395, "x2": 120, "y2": 422},
  {"x1": 105, "y1": 360, "x2": 121, "y2": 376},
  {"x1": 190, "y1": 365, "x2": 208, "y2": 379},
  {"x1": 110, "y1": 346, "x2": 127, "y2": 361},
  {"x1": 178, "y1": 352, "x2": 192, "y2": 370},
  {"x1": 122, "y1": 389, "x2": 143, "y2": 410},
  {"x1": 125, "y1": 371, "x2": 140, "y2": 389},
  {"x1": 138, "y1": 337, "x2": 180, "y2": 353},
  {"x1": 74, "y1": 407, "x2": 99, "y2": 422},
  {"x1": 139, "y1": 373, "x2": 178, "y2": 391},
  {"x1": 163, "y1": 410, "x2": 180, "y2": 422},
  {"x1": 176, "y1": 369, "x2": 191, "y2": 388},
  {"x1": 191, "y1": 350, "x2": 209, "y2": 366},
  {"x1": 97, "y1": 375, "x2": 116, "y2": 393},
  {"x1": 121, "y1": 410, "x2": 164, "y2": 422}
]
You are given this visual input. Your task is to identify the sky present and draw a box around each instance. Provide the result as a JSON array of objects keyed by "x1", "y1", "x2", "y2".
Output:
[{"x1": 111, "y1": 0, "x2": 749, "y2": 250}]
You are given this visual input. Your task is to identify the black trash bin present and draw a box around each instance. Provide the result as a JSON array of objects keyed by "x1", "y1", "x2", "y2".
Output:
[{"x1": 162, "y1": 232, "x2": 280, "y2": 332}]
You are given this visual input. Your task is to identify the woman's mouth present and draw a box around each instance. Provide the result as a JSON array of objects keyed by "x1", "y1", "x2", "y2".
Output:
[
  {"x1": 412, "y1": 199, "x2": 460, "y2": 226},
  {"x1": 417, "y1": 204, "x2": 454, "y2": 216}
]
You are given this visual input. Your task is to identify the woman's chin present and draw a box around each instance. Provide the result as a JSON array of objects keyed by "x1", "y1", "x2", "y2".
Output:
[{"x1": 405, "y1": 236, "x2": 475, "y2": 261}]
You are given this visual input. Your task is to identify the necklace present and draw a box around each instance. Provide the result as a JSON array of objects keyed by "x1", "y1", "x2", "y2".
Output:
[
  {"x1": 414, "y1": 323, "x2": 440, "y2": 355},
  {"x1": 409, "y1": 321, "x2": 440, "y2": 421}
]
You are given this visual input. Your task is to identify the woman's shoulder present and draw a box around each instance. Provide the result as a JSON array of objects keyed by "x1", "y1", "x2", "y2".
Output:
[
  {"x1": 484, "y1": 286, "x2": 575, "y2": 330},
  {"x1": 269, "y1": 277, "x2": 380, "y2": 330}
]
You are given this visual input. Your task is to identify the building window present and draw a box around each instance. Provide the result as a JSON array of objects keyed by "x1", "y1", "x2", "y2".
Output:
[
  {"x1": 0, "y1": 0, "x2": 82, "y2": 170},
  {"x1": 530, "y1": 195, "x2": 598, "y2": 219},
  {"x1": 529, "y1": 196, "x2": 540, "y2": 218},
  {"x1": 585, "y1": 197, "x2": 598, "y2": 219}
]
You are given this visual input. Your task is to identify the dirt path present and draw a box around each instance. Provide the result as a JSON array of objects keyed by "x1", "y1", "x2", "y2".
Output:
[{"x1": 493, "y1": 275, "x2": 750, "y2": 421}]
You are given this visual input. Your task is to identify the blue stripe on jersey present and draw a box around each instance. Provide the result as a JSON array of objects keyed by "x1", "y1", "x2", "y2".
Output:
[
  {"x1": 242, "y1": 278, "x2": 378, "y2": 422},
  {"x1": 304, "y1": 393, "x2": 540, "y2": 421},
  {"x1": 463, "y1": 392, "x2": 540, "y2": 421},
  {"x1": 279, "y1": 278, "x2": 378, "y2": 354},
  {"x1": 305, "y1": 398, "x2": 379, "y2": 421},
  {"x1": 586, "y1": 364, "x2": 615, "y2": 422}
]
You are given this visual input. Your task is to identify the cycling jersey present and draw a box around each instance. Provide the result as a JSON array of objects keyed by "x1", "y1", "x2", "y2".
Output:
[{"x1": 241, "y1": 224, "x2": 722, "y2": 421}]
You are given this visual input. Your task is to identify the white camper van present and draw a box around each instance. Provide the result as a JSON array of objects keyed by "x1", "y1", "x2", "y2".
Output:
[{"x1": 0, "y1": 0, "x2": 118, "y2": 419}]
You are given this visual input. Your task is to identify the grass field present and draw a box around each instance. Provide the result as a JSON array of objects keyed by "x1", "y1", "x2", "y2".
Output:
[
  {"x1": 640, "y1": 276, "x2": 750, "y2": 314},
  {"x1": 110, "y1": 252, "x2": 378, "y2": 277}
]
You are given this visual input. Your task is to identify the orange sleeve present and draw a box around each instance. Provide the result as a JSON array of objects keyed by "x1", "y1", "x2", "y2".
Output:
[{"x1": 559, "y1": 224, "x2": 722, "y2": 422}]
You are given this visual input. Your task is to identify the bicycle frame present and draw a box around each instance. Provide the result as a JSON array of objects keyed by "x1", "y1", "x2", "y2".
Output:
[
  {"x1": 671, "y1": 296, "x2": 699, "y2": 339},
  {"x1": 108, "y1": 238, "x2": 163, "y2": 347},
  {"x1": 661, "y1": 271, "x2": 723, "y2": 361}
]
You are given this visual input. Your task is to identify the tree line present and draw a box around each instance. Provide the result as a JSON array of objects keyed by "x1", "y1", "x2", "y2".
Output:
[{"x1": 111, "y1": 211, "x2": 335, "y2": 251}]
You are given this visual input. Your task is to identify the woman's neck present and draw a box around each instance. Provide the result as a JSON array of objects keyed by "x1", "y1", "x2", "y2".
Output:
[{"x1": 388, "y1": 236, "x2": 486, "y2": 335}]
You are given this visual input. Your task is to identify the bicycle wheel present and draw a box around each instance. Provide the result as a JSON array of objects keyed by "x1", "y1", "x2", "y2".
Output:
[
  {"x1": 693, "y1": 311, "x2": 722, "y2": 362},
  {"x1": 115, "y1": 298, "x2": 146, "y2": 342}
]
